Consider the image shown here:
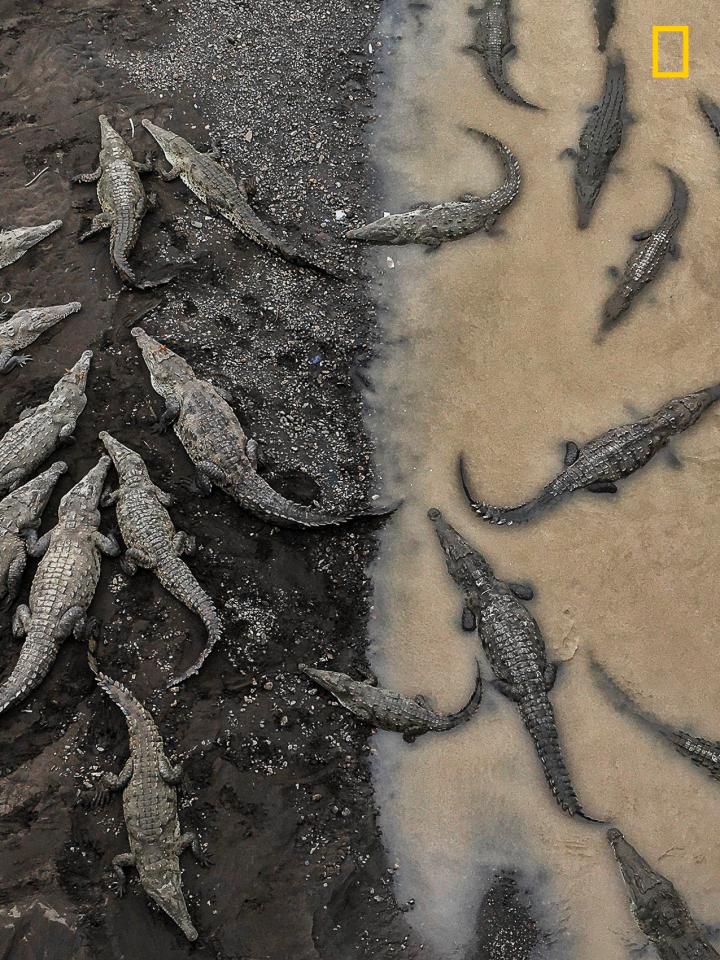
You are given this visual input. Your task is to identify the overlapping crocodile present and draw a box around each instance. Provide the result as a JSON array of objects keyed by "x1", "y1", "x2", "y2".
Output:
[
  {"x1": 593, "y1": 0, "x2": 616, "y2": 52},
  {"x1": 0, "y1": 301, "x2": 81, "y2": 374},
  {"x1": 0, "y1": 350, "x2": 92, "y2": 495},
  {"x1": 0, "y1": 220, "x2": 62, "y2": 270},
  {"x1": 467, "y1": 0, "x2": 541, "y2": 110},
  {"x1": 459, "y1": 382, "x2": 720, "y2": 526},
  {"x1": 345, "y1": 129, "x2": 521, "y2": 248},
  {"x1": 132, "y1": 327, "x2": 397, "y2": 528},
  {"x1": 608, "y1": 829, "x2": 720, "y2": 959},
  {"x1": 429, "y1": 508, "x2": 597, "y2": 819},
  {"x1": 100, "y1": 431, "x2": 221, "y2": 686},
  {"x1": 300, "y1": 660, "x2": 482, "y2": 742},
  {"x1": 0, "y1": 458, "x2": 119, "y2": 717}
]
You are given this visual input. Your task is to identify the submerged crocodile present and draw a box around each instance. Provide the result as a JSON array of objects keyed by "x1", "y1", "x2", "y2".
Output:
[
  {"x1": 132, "y1": 327, "x2": 397, "y2": 528},
  {"x1": 601, "y1": 166, "x2": 688, "y2": 338},
  {"x1": 467, "y1": 0, "x2": 541, "y2": 110},
  {"x1": 0, "y1": 458, "x2": 119, "y2": 717},
  {"x1": 562, "y1": 54, "x2": 627, "y2": 229},
  {"x1": 100, "y1": 431, "x2": 221, "y2": 686},
  {"x1": 346, "y1": 129, "x2": 521, "y2": 248},
  {"x1": 593, "y1": 0, "x2": 616, "y2": 52},
  {"x1": 300, "y1": 660, "x2": 483, "y2": 742},
  {"x1": 0, "y1": 220, "x2": 62, "y2": 270},
  {"x1": 460, "y1": 382, "x2": 720, "y2": 526},
  {"x1": 0, "y1": 350, "x2": 92, "y2": 495},
  {"x1": 429, "y1": 508, "x2": 597, "y2": 819},
  {"x1": 0, "y1": 302, "x2": 81, "y2": 374},
  {"x1": 608, "y1": 829, "x2": 720, "y2": 960},
  {"x1": 699, "y1": 94, "x2": 720, "y2": 142}
]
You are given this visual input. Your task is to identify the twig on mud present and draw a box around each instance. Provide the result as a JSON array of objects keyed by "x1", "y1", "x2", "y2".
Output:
[
  {"x1": 130, "y1": 118, "x2": 135, "y2": 138},
  {"x1": 24, "y1": 167, "x2": 49, "y2": 187}
]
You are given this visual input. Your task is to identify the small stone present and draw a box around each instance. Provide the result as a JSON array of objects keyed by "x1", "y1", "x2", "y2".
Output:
[{"x1": 244, "y1": 129, "x2": 253, "y2": 142}]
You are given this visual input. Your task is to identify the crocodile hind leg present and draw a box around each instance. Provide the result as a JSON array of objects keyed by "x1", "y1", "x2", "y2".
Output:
[
  {"x1": 79, "y1": 213, "x2": 111, "y2": 242},
  {"x1": 159, "y1": 755, "x2": 183, "y2": 785},
  {"x1": 544, "y1": 663, "x2": 557, "y2": 691},
  {"x1": 12, "y1": 604, "x2": 31, "y2": 639},
  {"x1": 178, "y1": 830, "x2": 211, "y2": 865},
  {"x1": 172, "y1": 531, "x2": 196, "y2": 557},
  {"x1": 94, "y1": 531, "x2": 121, "y2": 557},
  {"x1": 3, "y1": 554, "x2": 27, "y2": 611},
  {"x1": 112, "y1": 852, "x2": 136, "y2": 895},
  {"x1": 25, "y1": 530, "x2": 51, "y2": 558},
  {"x1": 121, "y1": 547, "x2": 153, "y2": 576},
  {"x1": 57, "y1": 606, "x2": 86, "y2": 640},
  {"x1": 71, "y1": 166, "x2": 101, "y2": 184}
]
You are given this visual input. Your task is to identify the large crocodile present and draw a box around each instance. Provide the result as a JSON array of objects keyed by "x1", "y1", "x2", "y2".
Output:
[
  {"x1": 467, "y1": 0, "x2": 541, "y2": 110},
  {"x1": 601, "y1": 166, "x2": 688, "y2": 338},
  {"x1": 0, "y1": 458, "x2": 119, "y2": 717},
  {"x1": 100, "y1": 431, "x2": 221, "y2": 686},
  {"x1": 608, "y1": 829, "x2": 720, "y2": 960},
  {"x1": 562, "y1": 54, "x2": 627, "y2": 229},
  {"x1": 0, "y1": 350, "x2": 92, "y2": 495},
  {"x1": 131, "y1": 327, "x2": 397, "y2": 528},
  {"x1": 593, "y1": 0, "x2": 616, "y2": 52},
  {"x1": 0, "y1": 301, "x2": 81, "y2": 374},
  {"x1": 0, "y1": 220, "x2": 62, "y2": 270},
  {"x1": 429, "y1": 508, "x2": 597, "y2": 819},
  {"x1": 300, "y1": 660, "x2": 483, "y2": 742},
  {"x1": 345, "y1": 129, "x2": 521, "y2": 248},
  {"x1": 460, "y1": 382, "x2": 720, "y2": 526}
]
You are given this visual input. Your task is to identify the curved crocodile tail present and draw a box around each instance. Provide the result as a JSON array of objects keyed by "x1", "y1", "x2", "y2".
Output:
[
  {"x1": 0, "y1": 633, "x2": 59, "y2": 717},
  {"x1": 699, "y1": 94, "x2": 720, "y2": 139},
  {"x1": 458, "y1": 455, "x2": 555, "y2": 526},
  {"x1": 485, "y1": 59, "x2": 541, "y2": 111},
  {"x1": 88, "y1": 637, "x2": 155, "y2": 735},
  {"x1": 661, "y1": 164, "x2": 689, "y2": 219},
  {"x1": 439, "y1": 660, "x2": 484, "y2": 729},
  {"x1": 111, "y1": 239, "x2": 174, "y2": 291}
]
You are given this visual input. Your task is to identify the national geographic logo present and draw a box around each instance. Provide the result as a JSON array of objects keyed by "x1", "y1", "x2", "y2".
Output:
[{"x1": 652, "y1": 25, "x2": 690, "y2": 78}]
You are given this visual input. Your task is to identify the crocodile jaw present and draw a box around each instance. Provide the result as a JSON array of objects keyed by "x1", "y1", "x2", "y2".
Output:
[
  {"x1": 131, "y1": 326, "x2": 193, "y2": 399},
  {"x1": 57, "y1": 456, "x2": 110, "y2": 522},
  {"x1": 427, "y1": 508, "x2": 475, "y2": 564},
  {"x1": 100, "y1": 431, "x2": 148, "y2": 482},
  {"x1": 141, "y1": 119, "x2": 183, "y2": 167},
  {"x1": 141, "y1": 868, "x2": 198, "y2": 941},
  {"x1": 52, "y1": 349, "x2": 92, "y2": 398},
  {"x1": 16, "y1": 301, "x2": 81, "y2": 337},
  {"x1": 300, "y1": 664, "x2": 352, "y2": 697}
]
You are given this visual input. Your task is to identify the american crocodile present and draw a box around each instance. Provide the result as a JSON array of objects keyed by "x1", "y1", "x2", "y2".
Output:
[
  {"x1": 131, "y1": 327, "x2": 397, "y2": 528},
  {"x1": 460, "y1": 382, "x2": 720, "y2": 526},
  {"x1": 100, "y1": 431, "x2": 221, "y2": 686},
  {"x1": 0, "y1": 350, "x2": 92, "y2": 495},
  {"x1": 699, "y1": 94, "x2": 720, "y2": 142},
  {"x1": 601, "y1": 166, "x2": 688, "y2": 338},
  {"x1": 562, "y1": 54, "x2": 627, "y2": 229},
  {"x1": 0, "y1": 458, "x2": 119, "y2": 717},
  {"x1": 346, "y1": 129, "x2": 521, "y2": 248},
  {"x1": 0, "y1": 302, "x2": 81, "y2": 374},
  {"x1": 593, "y1": 0, "x2": 616, "y2": 52},
  {"x1": 0, "y1": 220, "x2": 62, "y2": 270},
  {"x1": 467, "y1": 0, "x2": 541, "y2": 110},
  {"x1": 300, "y1": 660, "x2": 483, "y2": 742},
  {"x1": 608, "y1": 830, "x2": 720, "y2": 960},
  {"x1": 429, "y1": 508, "x2": 597, "y2": 819}
]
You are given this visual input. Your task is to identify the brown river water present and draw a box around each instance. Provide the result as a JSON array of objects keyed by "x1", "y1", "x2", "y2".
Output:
[{"x1": 366, "y1": 1, "x2": 720, "y2": 957}]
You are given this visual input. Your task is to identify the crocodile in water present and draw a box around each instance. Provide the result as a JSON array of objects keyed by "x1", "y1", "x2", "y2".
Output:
[
  {"x1": 467, "y1": 0, "x2": 541, "y2": 110},
  {"x1": 593, "y1": 0, "x2": 616, "y2": 52}
]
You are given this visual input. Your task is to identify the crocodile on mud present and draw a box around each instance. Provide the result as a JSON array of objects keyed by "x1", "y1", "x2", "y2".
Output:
[
  {"x1": 429, "y1": 508, "x2": 598, "y2": 819},
  {"x1": 100, "y1": 431, "x2": 221, "y2": 687},
  {"x1": 608, "y1": 829, "x2": 720, "y2": 960},
  {"x1": 600, "y1": 166, "x2": 688, "y2": 338},
  {"x1": 593, "y1": 0, "x2": 616, "y2": 52},
  {"x1": 0, "y1": 220, "x2": 62, "y2": 270},
  {"x1": 300, "y1": 660, "x2": 483, "y2": 743},
  {"x1": 561, "y1": 54, "x2": 627, "y2": 229},
  {"x1": 131, "y1": 327, "x2": 398, "y2": 528},
  {"x1": 466, "y1": 0, "x2": 541, "y2": 110},
  {"x1": 0, "y1": 350, "x2": 92, "y2": 495},
  {"x1": 0, "y1": 458, "x2": 119, "y2": 718},
  {"x1": 459, "y1": 382, "x2": 720, "y2": 526},
  {"x1": 345, "y1": 129, "x2": 521, "y2": 248},
  {"x1": 0, "y1": 301, "x2": 81, "y2": 374}
]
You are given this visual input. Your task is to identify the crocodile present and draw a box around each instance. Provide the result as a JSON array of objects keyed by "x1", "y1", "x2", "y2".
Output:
[
  {"x1": 0, "y1": 301, "x2": 81, "y2": 374},
  {"x1": 699, "y1": 94, "x2": 720, "y2": 142},
  {"x1": 466, "y1": 0, "x2": 541, "y2": 110},
  {"x1": 429, "y1": 508, "x2": 597, "y2": 819},
  {"x1": 0, "y1": 458, "x2": 119, "y2": 717},
  {"x1": 345, "y1": 129, "x2": 521, "y2": 248},
  {"x1": 593, "y1": 0, "x2": 616, "y2": 52},
  {"x1": 88, "y1": 644, "x2": 204, "y2": 941},
  {"x1": 100, "y1": 431, "x2": 221, "y2": 687},
  {"x1": 300, "y1": 660, "x2": 483, "y2": 742},
  {"x1": 561, "y1": 54, "x2": 627, "y2": 229},
  {"x1": 0, "y1": 220, "x2": 62, "y2": 270},
  {"x1": 0, "y1": 350, "x2": 92, "y2": 495},
  {"x1": 608, "y1": 829, "x2": 720, "y2": 960},
  {"x1": 141, "y1": 118, "x2": 334, "y2": 277},
  {"x1": 601, "y1": 166, "x2": 688, "y2": 338},
  {"x1": 459, "y1": 382, "x2": 720, "y2": 526},
  {"x1": 131, "y1": 327, "x2": 397, "y2": 528}
]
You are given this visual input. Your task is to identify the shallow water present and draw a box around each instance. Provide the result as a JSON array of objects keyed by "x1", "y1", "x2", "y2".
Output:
[{"x1": 367, "y1": 2, "x2": 720, "y2": 957}]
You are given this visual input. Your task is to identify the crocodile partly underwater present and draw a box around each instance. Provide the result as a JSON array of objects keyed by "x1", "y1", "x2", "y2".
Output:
[
  {"x1": 699, "y1": 94, "x2": 720, "y2": 143},
  {"x1": 0, "y1": 220, "x2": 62, "y2": 270},
  {"x1": 0, "y1": 301, "x2": 81, "y2": 374},
  {"x1": 467, "y1": 0, "x2": 541, "y2": 110},
  {"x1": 460, "y1": 382, "x2": 720, "y2": 526},
  {"x1": 593, "y1": 0, "x2": 616, "y2": 52}
]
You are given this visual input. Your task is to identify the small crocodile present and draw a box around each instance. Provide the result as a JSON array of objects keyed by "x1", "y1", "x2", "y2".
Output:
[
  {"x1": 100, "y1": 431, "x2": 221, "y2": 686},
  {"x1": 593, "y1": 0, "x2": 616, "y2": 52},
  {"x1": 467, "y1": 0, "x2": 541, "y2": 110},
  {"x1": 132, "y1": 327, "x2": 397, "y2": 528},
  {"x1": 346, "y1": 129, "x2": 521, "y2": 248},
  {"x1": 601, "y1": 166, "x2": 688, "y2": 338},
  {"x1": 0, "y1": 458, "x2": 119, "y2": 717},
  {"x1": 0, "y1": 350, "x2": 92, "y2": 495},
  {"x1": 608, "y1": 829, "x2": 720, "y2": 960},
  {"x1": 0, "y1": 220, "x2": 62, "y2": 270},
  {"x1": 0, "y1": 301, "x2": 81, "y2": 374},
  {"x1": 429, "y1": 508, "x2": 597, "y2": 819},
  {"x1": 300, "y1": 660, "x2": 483, "y2": 742},
  {"x1": 699, "y1": 94, "x2": 720, "y2": 142},
  {"x1": 460, "y1": 382, "x2": 720, "y2": 526},
  {"x1": 562, "y1": 54, "x2": 627, "y2": 229}
]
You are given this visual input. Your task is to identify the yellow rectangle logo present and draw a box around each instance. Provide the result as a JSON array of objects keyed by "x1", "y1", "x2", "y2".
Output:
[{"x1": 652, "y1": 25, "x2": 690, "y2": 78}]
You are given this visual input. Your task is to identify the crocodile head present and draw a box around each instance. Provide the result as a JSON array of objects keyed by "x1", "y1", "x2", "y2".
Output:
[
  {"x1": 2, "y1": 302, "x2": 81, "y2": 340},
  {"x1": 131, "y1": 327, "x2": 193, "y2": 404},
  {"x1": 57, "y1": 456, "x2": 110, "y2": 527},
  {"x1": 141, "y1": 119, "x2": 186, "y2": 169},
  {"x1": 0, "y1": 462, "x2": 68, "y2": 528},
  {"x1": 137, "y1": 857, "x2": 198, "y2": 941},
  {"x1": 98, "y1": 114, "x2": 124, "y2": 146},
  {"x1": 48, "y1": 350, "x2": 92, "y2": 407},
  {"x1": 345, "y1": 216, "x2": 398, "y2": 244},
  {"x1": 299, "y1": 663, "x2": 354, "y2": 697},
  {"x1": 2, "y1": 220, "x2": 63, "y2": 257},
  {"x1": 99, "y1": 431, "x2": 150, "y2": 484},
  {"x1": 657, "y1": 384, "x2": 720, "y2": 431}
]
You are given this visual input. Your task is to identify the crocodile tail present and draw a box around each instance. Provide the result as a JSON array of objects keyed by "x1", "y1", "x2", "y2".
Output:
[
  {"x1": 0, "y1": 632, "x2": 59, "y2": 717},
  {"x1": 439, "y1": 660, "x2": 483, "y2": 729},
  {"x1": 485, "y1": 59, "x2": 541, "y2": 111},
  {"x1": 699, "y1": 95, "x2": 720, "y2": 139},
  {"x1": 458, "y1": 455, "x2": 556, "y2": 526},
  {"x1": 88, "y1": 645, "x2": 155, "y2": 737},
  {"x1": 226, "y1": 207, "x2": 340, "y2": 280}
]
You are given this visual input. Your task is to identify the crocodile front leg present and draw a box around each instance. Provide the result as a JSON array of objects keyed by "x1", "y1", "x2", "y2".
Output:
[
  {"x1": 25, "y1": 530, "x2": 51, "y2": 558},
  {"x1": 56, "y1": 605, "x2": 86, "y2": 640},
  {"x1": 112, "y1": 852, "x2": 136, "y2": 894},
  {"x1": 121, "y1": 547, "x2": 153, "y2": 576},
  {"x1": 71, "y1": 166, "x2": 102, "y2": 184},
  {"x1": 158, "y1": 164, "x2": 181, "y2": 182},
  {"x1": 1, "y1": 469, "x2": 30, "y2": 493},
  {"x1": 12, "y1": 604, "x2": 31, "y2": 638},
  {"x1": 172, "y1": 531, "x2": 196, "y2": 557},
  {"x1": 0, "y1": 347, "x2": 26, "y2": 374},
  {"x1": 159, "y1": 755, "x2": 183, "y2": 784},
  {"x1": 94, "y1": 531, "x2": 121, "y2": 557},
  {"x1": 152, "y1": 398, "x2": 180, "y2": 433},
  {"x1": 178, "y1": 830, "x2": 210, "y2": 865},
  {"x1": 104, "y1": 758, "x2": 133, "y2": 791},
  {"x1": 100, "y1": 487, "x2": 119, "y2": 508},
  {"x1": 79, "y1": 213, "x2": 111, "y2": 242}
]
